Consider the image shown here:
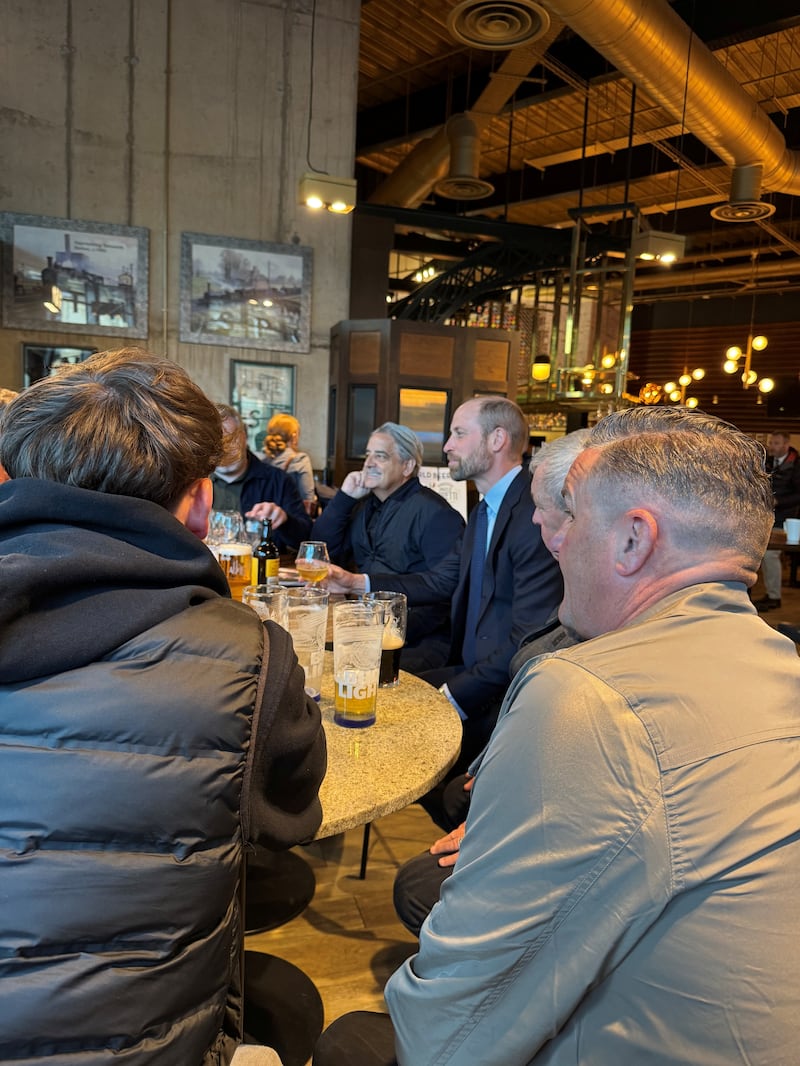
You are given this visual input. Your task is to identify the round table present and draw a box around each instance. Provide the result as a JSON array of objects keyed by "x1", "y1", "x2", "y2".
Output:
[{"x1": 315, "y1": 656, "x2": 463, "y2": 839}]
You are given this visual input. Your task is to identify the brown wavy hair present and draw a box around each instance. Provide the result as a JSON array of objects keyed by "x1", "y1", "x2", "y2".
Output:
[{"x1": 0, "y1": 347, "x2": 223, "y2": 511}]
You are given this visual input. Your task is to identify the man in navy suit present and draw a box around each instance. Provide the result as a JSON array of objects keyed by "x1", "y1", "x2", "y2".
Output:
[{"x1": 326, "y1": 396, "x2": 563, "y2": 776}]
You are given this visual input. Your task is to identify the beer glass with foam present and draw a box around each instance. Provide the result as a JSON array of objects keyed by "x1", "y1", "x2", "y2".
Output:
[{"x1": 365, "y1": 591, "x2": 407, "y2": 687}]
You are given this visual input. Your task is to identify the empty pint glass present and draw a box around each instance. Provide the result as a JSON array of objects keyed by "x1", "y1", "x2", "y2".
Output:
[
  {"x1": 286, "y1": 587, "x2": 329, "y2": 701},
  {"x1": 242, "y1": 585, "x2": 288, "y2": 629},
  {"x1": 333, "y1": 600, "x2": 385, "y2": 728},
  {"x1": 365, "y1": 592, "x2": 407, "y2": 687}
]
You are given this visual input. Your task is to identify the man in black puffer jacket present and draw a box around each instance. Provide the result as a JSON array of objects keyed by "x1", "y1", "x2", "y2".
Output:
[{"x1": 0, "y1": 348, "x2": 326, "y2": 1065}]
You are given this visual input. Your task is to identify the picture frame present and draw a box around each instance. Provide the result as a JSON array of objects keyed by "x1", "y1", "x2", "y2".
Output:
[
  {"x1": 1, "y1": 212, "x2": 149, "y2": 337},
  {"x1": 22, "y1": 343, "x2": 97, "y2": 387},
  {"x1": 230, "y1": 360, "x2": 296, "y2": 453},
  {"x1": 180, "y1": 232, "x2": 312, "y2": 351}
]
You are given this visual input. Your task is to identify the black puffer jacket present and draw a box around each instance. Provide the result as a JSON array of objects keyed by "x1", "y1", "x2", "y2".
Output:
[{"x1": 0, "y1": 479, "x2": 326, "y2": 1064}]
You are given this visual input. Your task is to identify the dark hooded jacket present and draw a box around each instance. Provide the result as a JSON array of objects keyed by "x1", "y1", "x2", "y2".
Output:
[{"x1": 0, "y1": 478, "x2": 326, "y2": 1064}]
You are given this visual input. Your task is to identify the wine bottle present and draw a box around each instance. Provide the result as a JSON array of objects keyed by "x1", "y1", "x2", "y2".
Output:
[{"x1": 255, "y1": 519, "x2": 280, "y2": 585}]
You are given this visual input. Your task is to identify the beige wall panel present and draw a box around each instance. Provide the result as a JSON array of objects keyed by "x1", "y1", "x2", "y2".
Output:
[
  {"x1": 0, "y1": 0, "x2": 359, "y2": 469},
  {"x1": 398, "y1": 333, "x2": 454, "y2": 378},
  {"x1": 474, "y1": 339, "x2": 510, "y2": 384},
  {"x1": 349, "y1": 331, "x2": 381, "y2": 375}
]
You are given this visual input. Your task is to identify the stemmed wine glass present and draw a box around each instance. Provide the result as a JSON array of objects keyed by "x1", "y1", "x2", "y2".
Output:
[{"x1": 295, "y1": 541, "x2": 330, "y2": 585}]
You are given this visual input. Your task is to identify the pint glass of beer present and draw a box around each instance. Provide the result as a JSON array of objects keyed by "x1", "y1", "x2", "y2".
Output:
[
  {"x1": 364, "y1": 592, "x2": 407, "y2": 687},
  {"x1": 333, "y1": 600, "x2": 385, "y2": 728},
  {"x1": 212, "y1": 542, "x2": 253, "y2": 602}
]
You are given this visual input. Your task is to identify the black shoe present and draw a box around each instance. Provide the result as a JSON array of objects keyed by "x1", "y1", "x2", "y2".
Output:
[
  {"x1": 777, "y1": 622, "x2": 800, "y2": 643},
  {"x1": 753, "y1": 596, "x2": 782, "y2": 610}
]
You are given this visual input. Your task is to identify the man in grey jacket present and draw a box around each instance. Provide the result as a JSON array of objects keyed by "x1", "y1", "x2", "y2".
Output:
[{"x1": 314, "y1": 406, "x2": 800, "y2": 1066}]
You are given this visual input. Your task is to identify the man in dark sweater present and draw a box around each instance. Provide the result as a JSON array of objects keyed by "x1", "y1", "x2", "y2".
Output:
[
  {"x1": 212, "y1": 402, "x2": 312, "y2": 553},
  {"x1": 0, "y1": 349, "x2": 326, "y2": 1065},
  {"x1": 313, "y1": 422, "x2": 464, "y2": 662}
]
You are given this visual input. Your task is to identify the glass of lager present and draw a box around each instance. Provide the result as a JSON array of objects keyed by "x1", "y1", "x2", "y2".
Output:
[
  {"x1": 365, "y1": 592, "x2": 407, "y2": 687},
  {"x1": 333, "y1": 600, "x2": 385, "y2": 728},
  {"x1": 211, "y1": 542, "x2": 253, "y2": 602}
]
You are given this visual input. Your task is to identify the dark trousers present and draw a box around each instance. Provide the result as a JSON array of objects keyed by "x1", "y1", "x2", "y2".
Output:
[
  {"x1": 313, "y1": 1011, "x2": 397, "y2": 1066},
  {"x1": 393, "y1": 774, "x2": 472, "y2": 937}
]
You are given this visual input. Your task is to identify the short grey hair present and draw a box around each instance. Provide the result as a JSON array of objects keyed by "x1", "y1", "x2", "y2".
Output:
[
  {"x1": 373, "y1": 422, "x2": 424, "y2": 476},
  {"x1": 586, "y1": 406, "x2": 773, "y2": 566},
  {"x1": 472, "y1": 396, "x2": 528, "y2": 456},
  {"x1": 529, "y1": 428, "x2": 593, "y2": 510}
]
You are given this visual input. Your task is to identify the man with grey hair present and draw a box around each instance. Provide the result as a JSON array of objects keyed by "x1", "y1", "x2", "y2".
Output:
[
  {"x1": 313, "y1": 421, "x2": 464, "y2": 659},
  {"x1": 315, "y1": 405, "x2": 800, "y2": 1066},
  {"x1": 391, "y1": 428, "x2": 591, "y2": 939}
]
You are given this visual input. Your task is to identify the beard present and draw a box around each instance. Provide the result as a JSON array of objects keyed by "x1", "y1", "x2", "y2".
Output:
[{"x1": 449, "y1": 439, "x2": 492, "y2": 482}]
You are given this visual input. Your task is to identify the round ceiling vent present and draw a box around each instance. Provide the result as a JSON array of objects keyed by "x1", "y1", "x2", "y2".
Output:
[
  {"x1": 710, "y1": 200, "x2": 776, "y2": 223},
  {"x1": 447, "y1": 0, "x2": 551, "y2": 50},
  {"x1": 434, "y1": 174, "x2": 496, "y2": 200}
]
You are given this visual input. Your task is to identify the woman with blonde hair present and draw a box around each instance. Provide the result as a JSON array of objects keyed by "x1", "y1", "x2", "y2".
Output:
[{"x1": 263, "y1": 413, "x2": 318, "y2": 516}]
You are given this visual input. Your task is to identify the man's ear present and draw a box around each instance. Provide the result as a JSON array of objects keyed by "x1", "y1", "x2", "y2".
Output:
[
  {"x1": 615, "y1": 509, "x2": 657, "y2": 576},
  {"x1": 174, "y1": 477, "x2": 214, "y2": 539},
  {"x1": 488, "y1": 426, "x2": 508, "y2": 454}
]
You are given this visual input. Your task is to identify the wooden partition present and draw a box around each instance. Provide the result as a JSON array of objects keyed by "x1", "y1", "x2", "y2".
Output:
[{"x1": 328, "y1": 319, "x2": 520, "y2": 483}]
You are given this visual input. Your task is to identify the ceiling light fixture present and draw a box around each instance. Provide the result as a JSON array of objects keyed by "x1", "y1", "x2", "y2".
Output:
[
  {"x1": 662, "y1": 365, "x2": 704, "y2": 408},
  {"x1": 721, "y1": 256, "x2": 776, "y2": 394},
  {"x1": 298, "y1": 172, "x2": 357, "y2": 214},
  {"x1": 631, "y1": 229, "x2": 686, "y2": 264},
  {"x1": 531, "y1": 352, "x2": 551, "y2": 382}
]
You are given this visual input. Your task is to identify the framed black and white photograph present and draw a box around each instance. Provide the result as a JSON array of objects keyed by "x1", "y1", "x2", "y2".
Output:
[
  {"x1": 22, "y1": 343, "x2": 97, "y2": 387},
  {"x1": 230, "y1": 360, "x2": 296, "y2": 453},
  {"x1": 180, "y1": 233, "x2": 312, "y2": 351},
  {"x1": 1, "y1": 212, "x2": 149, "y2": 337}
]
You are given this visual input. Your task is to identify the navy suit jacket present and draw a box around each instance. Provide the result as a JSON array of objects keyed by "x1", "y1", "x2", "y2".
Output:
[{"x1": 374, "y1": 468, "x2": 563, "y2": 717}]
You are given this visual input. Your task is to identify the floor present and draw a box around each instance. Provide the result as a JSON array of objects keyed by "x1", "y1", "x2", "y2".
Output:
[{"x1": 245, "y1": 570, "x2": 800, "y2": 1066}]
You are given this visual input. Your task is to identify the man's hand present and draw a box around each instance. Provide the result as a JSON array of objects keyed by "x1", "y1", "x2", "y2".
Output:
[
  {"x1": 245, "y1": 502, "x2": 289, "y2": 528},
  {"x1": 429, "y1": 821, "x2": 466, "y2": 868},
  {"x1": 341, "y1": 470, "x2": 371, "y2": 500},
  {"x1": 323, "y1": 563, "x2": 368, "y2": 593}
]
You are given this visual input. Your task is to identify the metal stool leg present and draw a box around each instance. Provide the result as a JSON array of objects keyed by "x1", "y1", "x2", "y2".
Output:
[{"x1": 359, "y1": 821, "x2": 371, "y2": 879}]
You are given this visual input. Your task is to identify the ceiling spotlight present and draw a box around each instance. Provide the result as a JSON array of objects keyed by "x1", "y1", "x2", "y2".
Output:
[
  {"x1": 631, "y1": 230, "x2": 686, "y2": 264},
  {"x1": 298, "y1": 172, "x2": 357, "y2": 214}
]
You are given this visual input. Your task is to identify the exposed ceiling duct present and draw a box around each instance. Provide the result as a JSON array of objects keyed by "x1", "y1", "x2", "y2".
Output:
[
  {"x1": 538, "y1": 0, "x2": 800, "y2": 218},
  {"x1": 447, "y1": 0, "x2": 551, "y2": 50},
  {"x1": 434, "y1": 115, "x2": 495, "y2": 200},
  {"x1": 367, "y1": 18, "x2": 564, "y2": 208}
]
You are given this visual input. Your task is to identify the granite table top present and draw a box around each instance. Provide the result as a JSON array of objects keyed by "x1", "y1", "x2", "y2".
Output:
[{"x1": 315, "y1": 656, "x2": 462, "y2": 839}]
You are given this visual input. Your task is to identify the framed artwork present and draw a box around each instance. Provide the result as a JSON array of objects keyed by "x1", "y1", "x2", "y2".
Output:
[
  {"x1": 230, "y1": 360, "x2": 296, "y2": 453},
  {"x1": 0, "y1": 212, "x2": 149, "y2": 337},
  {"x1": 22, "y1": 343, "x2": 97, "y2": 387},
  {"x1": 180, "y1": 232, "x2": 312, "y2": 351},
  {"x1": 398, "y1": 387, "x2": 451, "y2": 464}
]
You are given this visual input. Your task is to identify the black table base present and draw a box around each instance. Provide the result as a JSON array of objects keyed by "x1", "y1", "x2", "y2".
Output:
[
  {"x1": 244, "y1": 950, "x2": 324, "y2": 1066},
  {"x1": 245, "y1": 848, "x2": 316, "y2": 934}
]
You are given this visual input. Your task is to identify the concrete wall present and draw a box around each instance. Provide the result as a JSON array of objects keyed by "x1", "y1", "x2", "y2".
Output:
[{"x1": 0, "y1": 0, "x2": 360, "y2": 468}]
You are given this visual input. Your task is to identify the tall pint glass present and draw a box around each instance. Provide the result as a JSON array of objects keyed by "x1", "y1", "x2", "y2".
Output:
[
  {"x1": 365, "y1": 591, "x2": 407, "y2": 687},
  {"x1": 333, "y1": 600, "x2": 385, "y2": 728},
  {"x1": 286, "y1": 587, "x2": 329, "y2": 701}
]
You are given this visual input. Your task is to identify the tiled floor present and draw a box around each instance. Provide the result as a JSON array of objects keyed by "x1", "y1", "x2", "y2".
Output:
[{"x1": 246, "y1": 569, "x2": 800, "y2": 1065}]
